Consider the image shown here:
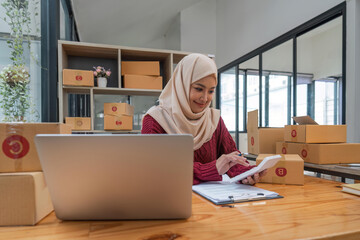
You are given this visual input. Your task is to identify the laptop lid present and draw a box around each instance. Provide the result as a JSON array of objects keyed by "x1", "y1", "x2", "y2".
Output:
[{"x1": 34, "y1": 134, "x2": 193, "y2": 220}]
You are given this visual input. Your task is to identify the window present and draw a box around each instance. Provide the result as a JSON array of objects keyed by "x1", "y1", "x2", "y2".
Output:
[
  {"x1": 220, "y1": 68, "x2": 236, "y2": 131},
  {"x1": 217, "y1": 3, "x2": 345, "y2": 149}
]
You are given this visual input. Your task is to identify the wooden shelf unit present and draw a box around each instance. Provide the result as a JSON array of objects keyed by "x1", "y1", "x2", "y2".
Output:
[{"x1": 58, "y1": 40, "x2": 191, "y2": 133}]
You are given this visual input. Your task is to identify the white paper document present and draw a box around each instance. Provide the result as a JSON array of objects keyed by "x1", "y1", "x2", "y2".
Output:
[
  {"x1": 228, "y1": 154, "x2": 282, "y2": 183},
  {"x1": 192, "y1": 182, "x2": 281, "y2": 205}
]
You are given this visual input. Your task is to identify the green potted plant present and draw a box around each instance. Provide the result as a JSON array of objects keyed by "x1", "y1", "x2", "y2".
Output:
[{"x1": 0, "y1": 0, "x2": 38, "y2": 122}]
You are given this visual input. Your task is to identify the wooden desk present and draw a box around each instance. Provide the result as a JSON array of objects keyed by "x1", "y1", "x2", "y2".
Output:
[{"x1": 1, "y1": 176, "x2": 360, "y2": 239}]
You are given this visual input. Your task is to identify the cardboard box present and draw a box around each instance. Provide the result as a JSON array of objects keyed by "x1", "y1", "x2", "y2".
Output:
[
  {"x1": 0, "y1": 172, "x2": 53, "y2": 226},
  {"x1": 121, "y1": 61, "x2": 160, "y2": 76},
  {"x1": 247, "y1": 110, "x2": 284, "y2": 155},
  {"x1": 123, "y1": 74, "x2": 163, "y2": 90},
  {"x1": 104, "y1": 103, "x2": 134, "y2": 117},
  {"x1": 65, "y1": 117, "x2": 91, "y2": 131},
  {"x1": 284, "y1": 116, "x2": 346, "y2": 143},
  {"x1": 63, "y1": 69, "x2": 94, "y2": 87},
  {"x1": 276, "y1": 142, "x2": 360, "y2": 164},
  {"x1": 0, "y1": 123, "x2": 71, "y2": 173},
  {"x1": 256, "y1": 154, "x2": 304, "y2": 185},
  {"x1": 104, "y1": 115, "x2": 133, "y2": 130}
]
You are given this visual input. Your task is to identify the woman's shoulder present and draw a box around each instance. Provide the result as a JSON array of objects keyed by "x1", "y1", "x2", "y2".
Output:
[{"x1": 141, "y1": 114, "x2": 166, "y2": 134}]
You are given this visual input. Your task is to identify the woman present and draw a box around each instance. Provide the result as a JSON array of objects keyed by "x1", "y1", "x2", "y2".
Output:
[{"x1": 141, "y1": 53, "x2": 266, "y2": 185}]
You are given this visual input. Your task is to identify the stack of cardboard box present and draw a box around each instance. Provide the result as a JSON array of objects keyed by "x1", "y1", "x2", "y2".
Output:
[
  {"x1": 0, "y1": 123, "x2": 71, "y2": 226},
  {"x1": 246, "y1": 110, "x2": 304, "y2": 185},
  {"x1": 63, "y1": 69, "x2": 93, "y2": 131},
  {"x1": 121, "y1": 61, "x2": 163, "y2": 90},
  {"x1": 276, "y1": 116, "x2": 360, "y2": 164},
  {"x1": 103, "y1": 103, "x2": 134, "y2": 130}
]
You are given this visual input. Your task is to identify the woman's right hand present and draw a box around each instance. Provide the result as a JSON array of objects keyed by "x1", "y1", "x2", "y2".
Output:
[{"x1": 216, "y1": 151, "x2": 250, "y2": 175}]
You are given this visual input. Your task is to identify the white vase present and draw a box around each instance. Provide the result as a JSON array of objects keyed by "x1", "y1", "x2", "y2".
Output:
[{"x1": 97, "y1": 77, "x2": 107, "y2": 87}]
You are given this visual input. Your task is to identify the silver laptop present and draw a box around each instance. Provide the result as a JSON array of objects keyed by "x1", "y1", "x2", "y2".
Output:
[{"x1": 34, "y1": 134, "x2": 193, "y2": 220}]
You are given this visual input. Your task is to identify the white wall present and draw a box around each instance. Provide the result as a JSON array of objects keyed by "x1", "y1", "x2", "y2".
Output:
[
  {"x1": 180, "y1": 0, "x2": 216, "y2": 55},
  {"x1": 215, "y1": 0, "x2": 343, "y2": 68}
]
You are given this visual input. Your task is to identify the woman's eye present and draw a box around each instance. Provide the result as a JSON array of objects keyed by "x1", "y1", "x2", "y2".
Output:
[
  {"x1": 195, "y1": 88, "x2": 203, "y2": 92},
  {"x1": 209, "y1": 90, "x2": 214, "y2": 94}
]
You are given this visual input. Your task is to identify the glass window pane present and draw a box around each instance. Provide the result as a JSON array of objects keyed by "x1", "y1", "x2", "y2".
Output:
[
  {"x1": 239, "y1": 56, "x2": 259, "y2": 127},
  {"x1": 220, "y1": 68, "x2": 236, "y2": 131},
  {"x1": 297, "y1": 16, "x2": 342, "y2": 124},
  {"x1": 262, "y1": 40, "x2": 293, "y2": 127},
  {"x1": 315, "y1": 81, "x2": 336, "y2": 125},
  {"x1": 238, "y1": 74, "x2": 244, "y2": 131},
  {"x1": 0, "y1": 1, "x2": 41, "y2": 122}
]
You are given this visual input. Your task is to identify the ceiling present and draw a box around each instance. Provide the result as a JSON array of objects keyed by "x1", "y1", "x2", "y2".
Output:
[{"x1": 71, "y1": 0, "x2": 204, "y2": 48}]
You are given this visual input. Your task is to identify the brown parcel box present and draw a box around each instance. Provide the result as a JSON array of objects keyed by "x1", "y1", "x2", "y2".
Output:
[
  {"x1": 0, "y1": 123, "x2": 71, "y2": 172},
  {"x1": 284, "y1": 116, "x2": 346, "y2": 143},
  {"x1": 123, "y1": 74, "x2": 163, "y2": 90},
  {"x1": 256, "y1": 154, "x2": 304, "y2": 185},
  {"x1": 0, "y1": 172, "x2": 53, "y2": 226},
  {"x1": 276, "y1": 142, "x2": 360, "y2": 164},
  {"x1": 103, "y1": 103, "x2": 134, "y2": 117},
  {"x1": 65, "y1": 117, "x2": 91, "y2": 131},
  {"x1": 121, "y1": 61, "x2": 160, "y2": 76},
  {"x1": 247, "y1": 110, "x2": 284, "y2": 155},
  {"x1": 104, "y1": 115, "x2": 133, "y2": 130},
  {"x1": 62, "y1": 69, "x2": 94, "y2": 87}
]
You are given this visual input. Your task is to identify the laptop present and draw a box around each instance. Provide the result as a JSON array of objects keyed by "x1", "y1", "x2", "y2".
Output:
[{"x1": 34, "y1": 134, "x2": 193, "y2": 220}]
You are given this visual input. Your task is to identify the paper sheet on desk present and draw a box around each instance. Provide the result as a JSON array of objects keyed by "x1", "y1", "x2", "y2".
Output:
[
  {"x1": 192, "y1": 182, "x2": 280, "y2": 205},
  {"x1": 227, "y1": 154, "x2": 281, "y2": 183}
]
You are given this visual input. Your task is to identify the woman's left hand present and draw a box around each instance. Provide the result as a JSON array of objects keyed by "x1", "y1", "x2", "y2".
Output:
[{"x1": 241, "y1": 169, "x2": 267, "y2": 185}]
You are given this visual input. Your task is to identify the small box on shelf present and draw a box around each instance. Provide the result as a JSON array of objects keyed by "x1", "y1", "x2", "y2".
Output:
[
  {"x1": 65, "y1": 117, "x2": 91, "y2": 131},
  {"x1": 104, "y1": 103, "x2": 134, "y2": 117},
  {"x1": 123, "y1": 75, "x2": 163, "y2": 90},
  {"x1": 63, "y1": 69, "x2": 94, "y2": 87},
  {"x1": 104, "y1": 115, "x2": 133, "y2": 130},
  {"x1": 121, "y1": 61, "x2": 160, "y2": 76}
]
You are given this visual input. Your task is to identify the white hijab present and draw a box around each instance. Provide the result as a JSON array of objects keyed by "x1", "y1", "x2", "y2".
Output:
[{"x1": 145, "y1": 53, "x2": 220, "y2": 150}]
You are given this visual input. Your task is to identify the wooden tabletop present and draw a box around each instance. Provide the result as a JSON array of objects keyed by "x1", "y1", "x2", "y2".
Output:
[{"x1": 1, "y1": 176, "x2": 360, "y2": 240}]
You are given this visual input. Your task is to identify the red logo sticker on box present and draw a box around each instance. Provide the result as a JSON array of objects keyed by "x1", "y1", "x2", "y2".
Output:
[
  {"x1": 291, "y1": 130, "x2": 297, "y2": 137},
  {"x1": 116, "y1": 121, "x2": 122, "y2": 126},
  {"x1": 251, "y1": 137, "x2": 254, "y2": 146},
  {"x1": 75, "y1": 75, "x2": 83, "y2": 81},
  {"x1": 275, "y1": 167, "x2": 287, "y2": 177},
  {"x1": 2, "y1": 135, "x2": 30, "y2": 159},
  {"x1": 301, "y1": 149, "x2": 307, "y2": 158},
  {"x1": 282, "y1": 147, "x2": 287, "y2": 154},
  {"x1": 112, "y1": 106, "x2": 117, "y2": 112}
]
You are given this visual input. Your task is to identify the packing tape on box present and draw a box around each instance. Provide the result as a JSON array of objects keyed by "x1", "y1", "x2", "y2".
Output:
[
  {"x1": 3, "y1": 124, "x2": 30, "y2": 171},
  {"x1": 272, "y1": 160, "x2": 287, "y2": 184}
]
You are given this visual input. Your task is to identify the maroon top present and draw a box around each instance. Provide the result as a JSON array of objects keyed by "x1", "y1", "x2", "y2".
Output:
[{"x1": 141, "y1": 114, "x2": 254, "y2": 185}]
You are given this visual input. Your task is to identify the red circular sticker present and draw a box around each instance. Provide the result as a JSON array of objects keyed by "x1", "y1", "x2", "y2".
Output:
[
  {"x1": 75, "y1": 75, "x2": 83, "y2": 81},
  {"x1": 282, "y1": 147, "x2": 287, "y2": 154},
  {"x1": 2, "y1": 135, "x2": 30, "y2": 159},
  {"x1": 116, "y1": 121, "x2": 122, "y2": 126},
  {"x1": 301, "y1": 149, "x2": 307, "y2": 158},
  {"x1": 291, "y1": 130, "x2": 297, "y2": 137},
  {"x1": 275, "y1": 167, "x2": 287, "y2": 177},
  {"x1": 112, "y1": 106, "x2": 117, "y2": 112},
  {"x1": 76, "y1": 120, "x2": 83, "y2": 126},
  {"x1": 251, "y1": 137, "x2": 254, "y2": 146}
]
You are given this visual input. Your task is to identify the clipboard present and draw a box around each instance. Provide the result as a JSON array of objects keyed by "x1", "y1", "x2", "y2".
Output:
[{"x1": 192, "y1": 182, "x2": 283, "y2": 205}]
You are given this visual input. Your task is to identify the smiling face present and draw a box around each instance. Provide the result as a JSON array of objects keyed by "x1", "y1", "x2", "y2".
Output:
[{"x1": 189, "y1": 74, "x2": 216, "y2": 113}]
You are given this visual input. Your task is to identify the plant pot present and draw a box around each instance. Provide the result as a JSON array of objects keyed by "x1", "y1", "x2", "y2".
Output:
[{"x1": 97, "y1": 77, "x2": 107, "y2": 88}]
